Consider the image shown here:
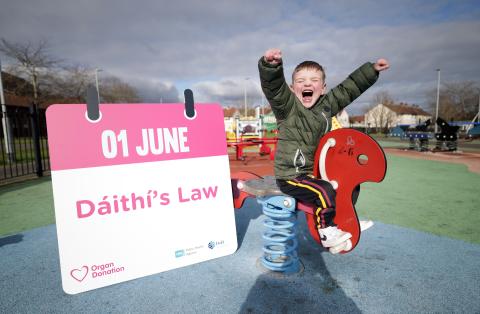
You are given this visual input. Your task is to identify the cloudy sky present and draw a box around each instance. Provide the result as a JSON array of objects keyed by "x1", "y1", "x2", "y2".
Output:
[{"x1": 1, "y1": 0, "x2": 479, "y2": 114}]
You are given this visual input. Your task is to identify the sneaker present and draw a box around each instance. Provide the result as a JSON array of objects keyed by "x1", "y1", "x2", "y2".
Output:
[
  {"x1": 359, "y1": 220, "x2": 374, "y2": 232},
  {"x1": 318, "y1": 226, "x2": 352, "y2": 247},
  {"x1": 329, "y1": 239, "x2": 352, "y2": 254}
]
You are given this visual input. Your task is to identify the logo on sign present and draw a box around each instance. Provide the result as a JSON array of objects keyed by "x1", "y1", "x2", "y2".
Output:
[
  {"x1": 175, "y1": 250, "x2": 185, "y2": 258},
  {"x1": 70, "y1": 266, "x2": 89, "y2": 282},
  {"x1": 208, "y1": 240, "x2": 225, "y2": 250},
  {"x1": 70, "y1": 262, "x2": 125, "y2": 283}
]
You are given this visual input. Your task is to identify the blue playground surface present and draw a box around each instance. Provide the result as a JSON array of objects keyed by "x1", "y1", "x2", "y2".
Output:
[{"x1": 1, "y1": 197, "x2": 479, "y2": 313}]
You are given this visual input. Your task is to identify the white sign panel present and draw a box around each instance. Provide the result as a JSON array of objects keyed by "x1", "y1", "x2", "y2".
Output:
[{"x1": 46, "y1": 103, "x2": 237, "y2": 294}]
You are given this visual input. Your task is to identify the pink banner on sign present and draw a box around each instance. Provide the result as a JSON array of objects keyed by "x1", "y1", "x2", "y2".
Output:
[{"x1": 47, "y1": 104, "x2": 227, "y2": 171}]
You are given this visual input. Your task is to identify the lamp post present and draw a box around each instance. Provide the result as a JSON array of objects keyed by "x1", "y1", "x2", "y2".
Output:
[
  {"x1": 255, "y1": 79, "x2": 265, "y2": 116},
  {"x1": 0, "y1": 59, "x2": 5, "y2": 106},
  {"x1": 244, "y1": 77, "x2": 250, "y2": 118},
  {"x1": 435, "y1": 69, "x2": 440, "y2": 133},
  {"x1": 95, "y1": 68, "x2": 102, "y2": 102}
]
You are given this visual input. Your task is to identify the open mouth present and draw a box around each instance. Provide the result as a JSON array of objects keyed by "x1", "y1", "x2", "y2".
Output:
[{"x1": 302, "y1": 90, "x2": 314, "y2": 102}]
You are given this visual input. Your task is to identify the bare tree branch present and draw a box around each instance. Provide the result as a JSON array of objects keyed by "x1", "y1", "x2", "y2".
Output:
[
  {"x1": 0, "y1": 38, "x2": 61, "y2": 104},
  {"x1": 100, "y1": 76, "x2": 141, "y2": 103},
  {"x1": 427, "y1": 81, "x2": 480, "y2": 121}
]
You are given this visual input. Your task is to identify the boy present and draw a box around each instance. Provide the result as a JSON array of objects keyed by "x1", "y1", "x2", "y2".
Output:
[{"x1": 259, "y1": 48, "x2": 389, "y2": 253}]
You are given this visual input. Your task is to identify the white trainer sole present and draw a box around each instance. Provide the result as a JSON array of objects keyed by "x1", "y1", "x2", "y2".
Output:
[
  {"x1": 360, "y1": 220, "x2": 374, "y2": 231},
  {"x1": 329, "y1": 239, "x2": 353, "y2": 254}
]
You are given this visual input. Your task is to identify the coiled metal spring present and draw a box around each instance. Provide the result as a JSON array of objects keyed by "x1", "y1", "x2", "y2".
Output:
[{"x1": 258, "y1": 195, "x2": 300, "y2": 273}]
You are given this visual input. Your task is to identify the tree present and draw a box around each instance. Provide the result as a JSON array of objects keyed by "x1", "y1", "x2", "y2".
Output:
[
  {"x1": 364, "y1": 91, "x2": 396, "y2": 133},
  {"x1": 365, "y1": 104, "x2": 396, "y2": 133},
  {"x1": 100, "y1": 76, "x2": 141, "y2": 103},
  {"x1": 43, "y1": 64, "x2": 94, "y2": 103},
  {"x1": 1, "y1": 39, "x2": 142, "y2": 106},
  {"x1": 443, "y1": 81, "x2": 479, "y2": 119},
  {"x1": 427, "y1": 81, "x2": 480, "y2": 121},
  {"x1": 372, "y1": 90, "x2": 395, "y2": 107},
  {"x1": 0, "y1": 39, "x2": 60, "y2": 105}
]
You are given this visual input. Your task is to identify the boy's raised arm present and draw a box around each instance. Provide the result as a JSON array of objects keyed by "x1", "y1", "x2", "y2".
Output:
[
  {"x1": 259, "y1": 48, "x2": 296, "y2": 120},
  {"x1": 317, "y1": 58, "x2": 389, "y2": 117}
]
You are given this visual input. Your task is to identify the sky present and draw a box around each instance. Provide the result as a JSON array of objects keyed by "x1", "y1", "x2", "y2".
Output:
[{"x1": 1, "y1": 0, "x2": 479, "y2": 115}]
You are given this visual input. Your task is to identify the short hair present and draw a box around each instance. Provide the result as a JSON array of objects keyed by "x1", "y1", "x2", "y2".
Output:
[{"x1": 292, "y1": 61, "x2": 325, "y2": 82}]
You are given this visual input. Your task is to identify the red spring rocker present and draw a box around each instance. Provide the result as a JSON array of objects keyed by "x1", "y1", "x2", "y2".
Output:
[
  {"x1": 309, "y1": 128, "x2": 387, "y2": 251},
  {"x1": 232, "y1": 128, "x2": 386, "y2": 254}
]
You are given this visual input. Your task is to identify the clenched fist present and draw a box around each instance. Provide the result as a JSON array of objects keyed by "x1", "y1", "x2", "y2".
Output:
[
  {"x1": 264, "y1": 48, "x2": 282, "y2": 65},
  {"x1": 374, "y1": 58, "x2": 389, "y2": 72}
]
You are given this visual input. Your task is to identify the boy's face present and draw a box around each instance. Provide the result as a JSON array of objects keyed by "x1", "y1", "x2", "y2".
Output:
[{"x1": 291, "y1": 68, "x2": 326, "y2": 108}]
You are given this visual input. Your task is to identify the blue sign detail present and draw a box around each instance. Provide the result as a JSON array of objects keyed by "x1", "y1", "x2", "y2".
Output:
[{"x1": 175, "y1": 250, "x2": 185, "y2": 258}]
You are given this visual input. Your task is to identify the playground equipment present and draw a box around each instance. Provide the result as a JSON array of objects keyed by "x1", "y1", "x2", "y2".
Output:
[
  {"x1": 389, "y1": 125, "x2": 408, "y2": 138},
  {"x1": 467, "y1": 124, "x2": 480, "y2": 139},
  {"x1": 236, "y1": 119, "x2": 262, "y2": 139},
  {"x1": 228, "y1": 137, "x2": 278, "y2": 161},
  {"x1": 232, "y1": 128, "x2": 387, "y2": 272},
  {"x1": 242, "y1": 179, "x2": 302, "y2": 273},
  {"x1": 390, "y1": 117, "x2": 477, "y2": 152},
  {"x1": 464, "y1": 112, "x2": 480, "y2": 139},
  {"x1": 226, "y1": 118, "x2": 278, "y2": 161},
  {"x1": 434, "y1": 118, "x2": 460, "y2": 151},
  {"x1": 405, "y1": 119, "x2": 433, "y2": 151},
  {"x1": 225, "y1": 118, "x2": 263, "y2": 142}
]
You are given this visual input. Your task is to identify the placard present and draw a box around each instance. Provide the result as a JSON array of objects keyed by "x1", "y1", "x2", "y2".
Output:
[{"x1": 46, "y1": 103, "x2": 237, "y2": 294}]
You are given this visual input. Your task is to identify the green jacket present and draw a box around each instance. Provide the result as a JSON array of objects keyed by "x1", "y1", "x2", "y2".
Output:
[{"x1": 258, "y1": 57, "x2": 378, "y2": 179}]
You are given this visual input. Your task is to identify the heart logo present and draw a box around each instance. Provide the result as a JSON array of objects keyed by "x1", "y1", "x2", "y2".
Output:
[{"x1": 70, "y1": 266, "x2": 89, "y2": 282}]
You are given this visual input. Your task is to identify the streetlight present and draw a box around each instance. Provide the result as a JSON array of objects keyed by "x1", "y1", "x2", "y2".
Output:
[
  {"x1": 244, "y1": 77, "x2": 250, "y2": 117},
  {"x1": 95, "y1": 68, "x2": 102, "y2": 102},
  {"x1": 261, "y1": 88, "x2": 266, "y2": 116},
  {"x1": 252, "y1": 79, "x2": 265, "y2": 116},
  {"x1": 435, "y1": 69, "x2": 440, "y2": 133}
]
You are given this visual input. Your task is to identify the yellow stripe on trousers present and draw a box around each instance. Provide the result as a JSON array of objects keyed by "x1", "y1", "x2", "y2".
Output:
[{"x1": 285, "y1": 180, "x2": 327, "y2": 209}]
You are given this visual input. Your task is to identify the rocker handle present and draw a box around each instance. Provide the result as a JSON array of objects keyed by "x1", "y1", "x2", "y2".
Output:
[{"x1": 318, "y1": 137, "x2": 338, "y2": 190}]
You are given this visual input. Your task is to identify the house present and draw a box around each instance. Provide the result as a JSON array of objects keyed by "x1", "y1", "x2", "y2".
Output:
[
  {"x1": 349, "y1": 115, "x2": 365, "y2": 128},
  {"x1": 336, "y1": 109, "x2": 349, "y2": 127},
  {"x1": 1, "y1": 71, "x2": 33, "y2": 107},
  {"x1": 1, "y1": 71, "x2": 79, "y2": 109},
  {"x1": 364, "y1": 103, "x2": 432, "y2": 131}
]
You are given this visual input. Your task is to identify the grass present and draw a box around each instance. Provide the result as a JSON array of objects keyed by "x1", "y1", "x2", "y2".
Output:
[
  {"x1": 1, "y1": 138, "x2": 49, "y2": 165},
  {"x1": 370, "y1": 134, "x2": 480, "y2": 152},
  {"x1": 356, "y1": 154, "x2": 480, "y2": 244},
  {"x1": 0, "y1": 177, "x2": 55, "y2": 236},
  {"x1": 0, "y1": 153, "x2": 479, "y2": 244}
]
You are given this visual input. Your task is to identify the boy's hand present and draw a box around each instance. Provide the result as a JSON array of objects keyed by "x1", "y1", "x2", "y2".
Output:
[
  {"x1": 374, "y1": 58, "x2": 389, "y2": 72},
  {"x1": 264, "y1": 48, "x2": 282, "y2": 65}
]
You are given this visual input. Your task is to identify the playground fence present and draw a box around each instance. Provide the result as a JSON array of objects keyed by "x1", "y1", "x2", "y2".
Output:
[{"x1": 1, "y1": 104, "x2": 50, "y2": 182}]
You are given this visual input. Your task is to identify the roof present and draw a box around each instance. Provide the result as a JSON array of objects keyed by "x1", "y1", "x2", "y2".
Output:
[
  {"x1": 384, "y1": 103, "x2": 431, "y2": 116},
  {"x1": 4, "y1": 93, "x2": 32, "y2": 107},
  {"x1": 1, "y1": 71, "x2": 34, "y2": 107},
  {"x1": 350, "y1": 115, "x2": 365, "y2": 123},
  {"x1": 2, "y1": 71, "x2": 78, "y2": 109}
]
